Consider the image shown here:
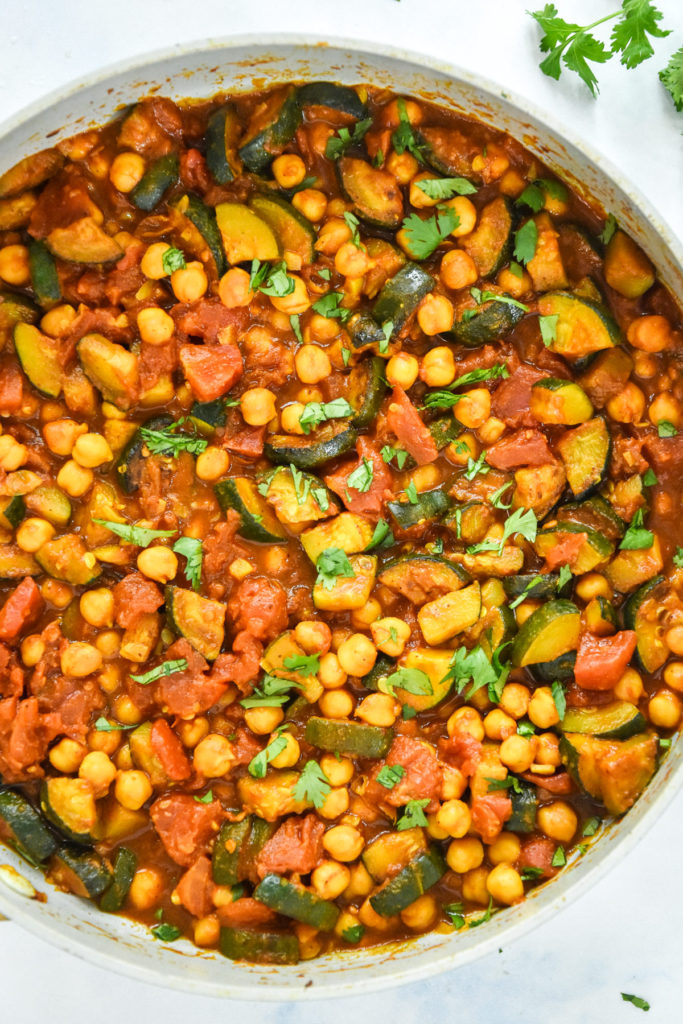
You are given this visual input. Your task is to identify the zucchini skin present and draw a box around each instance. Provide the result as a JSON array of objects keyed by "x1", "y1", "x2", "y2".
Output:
[
  {"x1": 503, "y1": 573, "x2": 568, "y2": 601},
  {"x1": 165, "y1": 586, "x2": 225, "y2": 661},
  {"x1": 305, "y1": 716, "x2": 393, "y2": 758},
  {"x1": 387, "y1": 488, "x2": 450, "y2": 530},
  {"x1": 0, "y1": 288, "x2": 40, "y2": 347},
  {"x1": 220, "y1": 926, "x2": 300, "y2": 964},
  {"x1": 205, "y1": 106, "x2": 241, "y2": 185},
  {"x1": 297, "y1": 82, "x2": 367, "y2": 119},
  {"x1": 214, "y1": 477, "x2": 287, "y2": 544},
  {"x1": 348, "y1": 356, "x2": 388, "y2": 429},
  {"x1": 115, "y1": 414, "x2": 173, "y2": 494},
  {"x1": 507, "y1": 781, "x2": 538, "y2": 834},
  {"x1": 179, "y1": 194, "x2": 227, "y2": 277},
  {"x1": 623, "y1": 575, "x2": 668, "y2": 674},
  {"x1": 28, "y1": 239, "x2": 61, "y2": 307},
  {"x1": 264, "y1": 421, "x2": 358, "y2": 470},
  {"x1": 130, "y1": 153, "x2": 179, "y2": 211},
  {"x1": 254, "y1": 873, "x2": 340, "y2": 930},
  {"x1": 338, "y1": 157, "x2": 404, "y2": 230},
  {"x1": 372, "y1": 263, "x2": 434, "y2": 335},
  {"x1": 370, "y1": 847, "x2": 446, "y2": 917},
  {"x1": 50, "y1": 846, "x2": 113, "y2": 899},
  {"x1": 444, "y1": 298, "x2": 525, "y2": 348},
  {"x1": 238, "y1": 90, "x2": 301, "y2": 174},
  {"x1": 212, "y1": 817, "x2": 251, "y2": 885},
  {"x1": 99, "y1": 846, "x2": 137, "y2": 912},
  {"x1": 0, "y1": 787, "x2": 58, "y2": 862},
  {"x1": 561, "y1": 701, "x2": 645, "y2": 740},
  {"x1": 249, "y1": 194, "x2": 315, "y2": 266}
]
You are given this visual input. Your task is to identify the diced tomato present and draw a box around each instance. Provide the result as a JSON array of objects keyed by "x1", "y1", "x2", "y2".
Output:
[
  {"x1": 520, "y1": 770, "x2": 574, "y2": 795},
  {"x1": 386, "y1": 386, "x2": 438, "y2": 465},
  {"x1": 0, "y1": 697, "x2": 47, "y2": 783},
  {"x1": 518, "y1": 836, "x2": 557, "y2": 878},
  {"x1": 227, "y1": 577, "x2": 288, "y2": 643},
  {"x1": 255, "y1": 814, "x2": 325, "y2": 879},
  {"x1": 543, "y1": 531, "x2": 588, "y2": 571},
  {"x1": 217, "y1": 898, "x2": 277, "y2": 928},
  {"x1": 150, "y1": 794, "x2": 223, "y2": 866},
  {"x1": 154, "y1": 639, "x2": 227, "y2": 718},
  {"x1": 223, "y1": 426, "x2": 266, "y2": 459},
  {"x1": 438, "y1": 732, "x2": 482, "y2": 779},
  {"x1": 211, "y1": 631, "x2": 263, "y2": 694},
  {"x1": 113, "y1": 573, "x2": 164, "y2": 630},
  {"x1": 324, "y1": 437, "x2": 392, "y2": 515},
  {"x1": 138, "y1": 340, "x2": 178, "y2": 392},
  {"x1": 174, "y1": 855, "x2": 215, "y2": 917},
  {"x1": 179, "y1": 343, "x2": 243, "y2": 401},
  {"x1": 0, "y1": 643, "x2": 25, "y2": 701},
  {"x1": 0, "y1": 358, "x2": 24, "y2": 414},
  {"x1": 470, "y1": 793, "x2": 512, "y2": 843},
  {"x1": 150, "y1": 719, "x2": 192, "y2": 781},
  {"x1": 486, "y1": 429, "x2": 554, "y2": 470},
  {"x1": 180, "y1": 148, "x2": 212, "y2": 193},
  {"x1": 0, "y1": 578, "x2": 44, "y2": 642},
  {"x1": 368, "y1": 736, "x2": 443, "y2": 811},
  {"x1": 492, "y1": 364, "x2": 548, "y2": 428},
  {"x1": 175, "y1": 301, "x2": 248, "y2": 345},
  {"x1": 573, "y1": 630, "x2": 637, "y2": 691},
  {"x1": 228, "y1": 726, "x2": 263, "y2": 767}
]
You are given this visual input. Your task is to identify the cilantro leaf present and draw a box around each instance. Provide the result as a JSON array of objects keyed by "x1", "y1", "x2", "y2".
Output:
[
  {"x1": 469, "y1": 287, "x2": 530, "y2": 312},
  {"x1": 442, "y1": 644, "x2": 497, "y2": 699},
  {"x1": 93, "y1": 518, "x2": 176, "y2": 548},
  {"x1": 611, "y1": 0, "x2": 670, "y2": 69},
  {"x1": 289, "y1": 314, "x2": 303, "y2": 342},
  {"x1": 396, "y1": 798, "x2": 430, "y2": 830},
  {"x1": 551, "y1": 845, "x2": 566, "y2": 867},
  {"x1": 521, "y1": 866, "x2": 545, "y2": 880},
  {"x1": 94, "y1": 717, "x2": 136, "y2": 732},
  {"x1": 416, "y1": 176, "x2": 477, "y2": 200},
  {"x1": 315, "y1": 547, "x2": 356, "y2": 591},
  {"x1": 292, "y1": 760, "x2": 331, "y2": 809},
  {"x1": 325, "y1": 118, "x2": 373, "y2": 160},
  {"x1": 660, "y1": 44, "x2": 683, "y2": 111},
  {"x1": 151, "y1": 922, "x2": 182, "y2": 942},
  {"x1": 379, "y1": 320, "x2": 393, "y2": 354},
  {"x1": 376, "y1": 764, "x2": 407, "y2": 789},
  {"x1": 516, "y1": 182, "x2": 545, "y2": 213},
  {"x1": 173, "y1": 536, "x2": 203, "y2": 590},
  {"x1": 539, "y1": 313, "x2": 559, "y2": 347},
  {"x1": 529, "y1": 4, "x2": 612, "y2": 96},
  {"x1": 401, "y1": 206, "x2": 458, "y2": 260},
  {"x1": 404, "y1": 480, "x2": 419, "y2": 504},
  {"x1": 620, "y1": 993, "x2": 650, "y2": 1012},
  {"x1": 551, "y1": 679, "x2": 567, "y2": 720},
  {"x1": 381, "y1": 445, "x2": 409, "y2": 469},
  {"x1": 642, "y1": 467, "x2": 657, "y2": 487},
  {"x1": 673, "y1": 547, "x2": 683, "y2": 568},
  {"x1": 600, "y1": 213, "x2": 618, "y2": 245},
  {"x1": 468, "y1": 896, "x2": 494, "y2": 928},
  {"x1": 240, "y1": 675, "x2": 302, "y2": 709},
  {"x1": 283, "y1": 653, "x2": 320, "y2": 677},
  {"x1": 464, "y1": 452, "x2": 490, "y2": 481},
  {"x1": 299, "y1": 398, "x2": 353, "y2": 434},
  {"x1": 384, "y1": 667, "x2": 433, "y2": 697},
  {"x1": 451, "y1": 364, "x2": 510, "y2": 389},
  {"x1": 139, "y1": 420, "x2": 208, "y2": 458},
  {"x1": 194, "y1": 790, "x2": 214, "y2": 804},
  {"x1": 342, "y1": 924, "x2": 365, "y2": 944},
  {"x1": 312, "y1": 291, "x2": 351, "y2": 322},
  {"x1": 582, "y1": 816, "x2": 601, "y2": 837},
  {"x1": 489, "y1": 481, "x2": 513, "y2": 510},
  {"x1": 248, "y1": 732, "x2": 289, "y2": 779},
  {"x1": 619, "y1": 509, "x2": 654, "y2": 550},
  {"x1": 130, "y1": 659, "x2": 188, "y2": 685},
  {"x1": 557, "y1": 564, "x2": 573, "y2": 590},
  {"x1": 486, "y1": 775, "x2": 522, "y2": 794},
  {"x1": 467, "y1": 507, "x2": 537, "y2": 556},
  {"x1": 514, "y1": 219, "x2": 539, "y2": 264},
  {"x1": 509, "y1": 576, "x2": 543, "y2": 610},
  {"x1": 347, "y1": 457, "x2": 374, "y2": 494},
  {"x1": 444, "y1": 902, "x2": 466, "y2": 929},
  {"x1": 366, "y1": 519, "x2": 394, "y2": 551},
  {"x1": 392, "y1": 99, "x2": 426, "y2": 163},
  {"x1": 657, "y1": 419, "x2": 677, "y2": 438},
  {"x1": 161, "y1": 248, "x2": 186, "y2": 274},
  {"x1": 343, "y1": 211, "x2": 363, "y2": 248}
]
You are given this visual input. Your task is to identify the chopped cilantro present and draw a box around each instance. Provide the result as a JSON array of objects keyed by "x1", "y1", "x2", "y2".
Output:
[
  {"x1": 92, "y1": 519, "x2": 175, "y2": 548},
  {"x1": 619, "y1": 509, "x2": 654, "y2": 551},
  {"x1": 376, "y1": 764, "x2": 407, "y2": 789},
  {"x1": 173, "y1": 536, "x2": 203, "y2": 590},
  {"x1": 292, "y1": 760, "x2": 331, "y2": 809},
  {"x1": 396, "y1": 798, "x2": 430, "y2": 830},
  {"x1": 401, "y1": 206, "x2": 458, "y2": 260},
  {"x1": 130, "y1": 659, "x2": 188, "y2": 685},
  {"x1": 315, "y1": 547, "x2": 356, "y2": 590},
  {"x1": 161, "y1": 247, "x2": 186, "y2": 274}
]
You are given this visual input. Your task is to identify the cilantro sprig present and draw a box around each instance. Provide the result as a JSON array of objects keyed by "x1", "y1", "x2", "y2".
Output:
[
  {"x1": 619, "y1": 508, "x2": 654, "y2": 550},
  {"x1": 416, "y1": 176, "x2": 477, "y2": 200},
  {"x1": 325, "y1": 118, "x2": 373, "y2": 160},
  {"x1": 93, "y1": 518, "x2": 176, "y2": 548},
  {"x1": 396, "y1": 798, "x2": 430, "y2": 830},
  {"x1": 315, "y1": 547, "x2": 356, "y2": 590},
  {"x1": 249, "y1": 259, "x2": 295, "y2": 298},
  {"x1": 130, "y1": 659, "x2": 188, "y2": 685},
  {"x1": 401, "y1": 206, "x2": 458, "y2": 260},
  {"x1": 293, "y1": 760, "x2": 332, "y2": 809},
  {"x1": 240, "y1": 675, "x2": 302, "y2": 709},
  {"x1": 299, "y1": 398, "x2": 353, "y2": 434},
  {"x1": 139, "y1": 420, "x2": 208, "y2": 458}
]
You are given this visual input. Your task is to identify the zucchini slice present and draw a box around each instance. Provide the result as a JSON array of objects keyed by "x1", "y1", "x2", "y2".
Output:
[
  {"x1": 49, "y1": 847, "x2": 113, "y2": 899},
  {"x1": 560, "y1": 732, "x2": 657, "y2": 815},
  {"x1": 260, "y1": 468, "x2": 338, "y2": 526},
  {"x1": 417, "y1": 581, "x2": 482, "y2": 645},
  {"x1": 562, "y1": 702, "x2": 645, "y2": 740},
  {"x1": 445, "y1": 297, "x2": 525, "y2": 348},
  {"x1": 534, "y1": 521, "x2": 615, "y2": 575},
  {"x1": 0, "y1": 289, "x2": 39, "y2": 349},
  {"x1": 378, "y1": 553, "x2": 469, "y2": 604},
  {"x1": 165, "y1": 586, "x2": 225, "y2": 661},
  {"x1": 347, "y1": 311, "x2": 387, "y2": 354},
  {"x1": 442, "y1": 501, "x2": 495, "y2": 544},
  {"x1": 215, "y1": 202, "x2": 280, "y2": 265},
  {"x1": 212, "y1": 817, "x2": 252, "y2": 886},
  {"x1": 249, "y1": 194, "x2": 315, "y2": 266},
  {"x1": 0, "y1": 192, "x2": 38, "y2": 231},
  {"x1": 362, "y1": 653, "x2": 396, "y2": 693},
  {"x1": 35, "y1": 534, "x2": 101, "y2": 585},
  {"x1": 556, "y1": 417, "x2": 611, "y2": 499},
  {"x1": 604, "y1": 230, "x2": 654, "y2": 299},
  {"x1": 362, "y1": 828, "x2": 427, "y2": 882},
  {"x1": 584, "y1": 595, "x2": 618, "y2": 636},
  {"x1": 238, "y1": 89, "x2": 301, "y2": 174},
  {"x1": 503, "y1": 573, "x2": 567, "y2": 602},
  {"x1": 312, "y1": 553, "x2": 377, "y2": 612},
  {"x1": 460, "y1": 196, "x2": 515, "y2": 277},
  {"x1": 78, "y1": 333, "x2": 138, "y2": 409},
  {"x1": 205, "y1": 105, "x2": 242, "y2": 185},
  {"x1": 25, "y1": 485, "x2": 72, "y2": 528},
  {"x1": 370, "y1": 847, "x2": 446, "y2": 917},
  {"x1": 417, "y1": 126, "x2": 475, "y2": 178},
  {"x1": 99, "y1": 846, "x2": 137, "y2": 912},
  {"x1": 372, "y1": 263, "x2": 434, "y2": 336},
  {"x1": 528, "y1": 649, "x2": 576, "y2": 684},
  {"x1": 511, "y1": 599, "x2": 581, "y2": 667},
  {"x1": 220, "y1": 927, "x2": 299, "y2": 965},
  {"x1": 40, "y1": 778, "x2": 99, "y2": 845},
  {"x1": 188, "y1": 397, "x2": 228, "y2": 436},
  {"x1": 214, "y1": 477, "x2": 287, "y2": 543},
  {"x1": 129, "y1": 721, "x2": 172, "y2": 788},
  {"x1": 507, "y1": 781, "x2": 538, "y2": 834},
  {"x1": 300, "y1": 511, "x2": 374, "y2": 562},
  {"x1": 530, "y1": 378, "x2": 594, "y2": 426},
  {"x1": 174, "y1": 194, "x2": 227, "y2": 278},
  {"x1": 305, "y1": 716, "x2": 393, "y2": 758},
  {"x1": 338, "y1": 157, "x2": 404, "y2": 229},
  {"x1": 348, "y1": 356, "x2": 388, "y2": 429},
  {"x1": 13, "y1": 322, "x2": 63, "y2": 397},
  {"x1": 0, "y1": 546, "x2": 40, "y2": 580},
  {"x1": 28, "y1": 239, "x2": 61, "y2": 308},
  {"x1": 298, "y1": 82, "x2": 367, "y2": 119},
  {"x1": 537, "y1": 292, "x2": 620, "y2": 359},
  {"x1": 0, "y1": 147, "x2": 63, "y2": 198},
  {"x1": 130, "y1": 152, "x2": 179, "y2": 211},
  {"x1": 264, "y1": 420, "x2": 357, "y2": 470},
  {"x1": 115, "y1": 414, "x2": 172, "y2": 494},
  {"x1": 605, "y1": 535, "x2": 663, "y2": 595},
  {"x1": 387, "y1": 488, "x2": 450, "y2": 530},
  {"x1": 46, "y1": 217, "x2": 123, "y2": 264},
  {"x1": 391, "y1": 648, "x2": 453, "y2": 711},
  {"x1": 0, "y1": 495, "x2": 25, "y2": 531},
  {"x1": 0, "y1": 787, "x2": 57, "y2": 863},
  {"x1": 255, "y1": 873, "x2": 339, "y2": 931},
  {"x1": 558, "y1": 494, "x2": 626, "y2": 542},
  {"x1": 623, "y1": 575, "x2": 668, "y2": 673},
  {"x1": 578, "y1": 347, "x2": 633, "y2": 408}
]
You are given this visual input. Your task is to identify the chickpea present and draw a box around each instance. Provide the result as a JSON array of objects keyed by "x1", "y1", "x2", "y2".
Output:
[
  {"x1": 267, "y1": 730, "x2": 300, "y2": 769},
  {"x1": 443, "y1": 196, "x2": 477, "y2": 237},
  {"x1": 137, "y1": 307, "x2": 175, "y2": 346},
  {"x1": 41, "y1": 304, "x2": 77, "y2": 338},
  {"x1": 614, "y1": 667, "x2": 644, "y2": 703},
  {"x1": 499, "y1": 682, "x2": 531, "y2": 720},
  {"x1": 537, "y1": 801, "x2": 578, "y2": 843},
  {"x1": 499, "y1": 733, "x2": 536, "y2": 773},
  {"x1": 446, "y1": 837, "x2": 484, "y2": 874},
  {"x1": 663, "y1": 662, "x2": 683, "y2": 693},
  {"x1": 319, "y1": 787, "x2": 350, "y2": 820},
  {"x1": 292, "y1": 189, "x2": 328, "y2": 222},
  {"x1": 462, "y1": 866, "x2": 490, "y2": 906},
  {"x1": 60, "y1": 642, "x2": 102, "y2": 678},
  {"x1": 386, "y1": 352, "x2": 419, "y2": 389},
  {"x1": 455, "y1": 388, "x2": 491, "y2": 429},
  {"x1": 337, "y1": 633, "x2": 377, "y2": 676},
  {"x1": 294, "y1": 619, "x2": 332, "y2": 655},
  {"x1": 134, "y1": 545, "x2": 177, "y2": 584},
  {"x1": 633, "y1": 351, "x2": 657, "y2": 379},
  {"x1": 95, "y1": 631, "x2": 121, "y2": 659},
  {"x1": 575, "y1": 573, "x2": 612, "y2": 602},
  {"x1": 497, "y1": 266, "x2": 532, "y2": 298},
  {"x1": 115, "y1": 769, "x2": 153, "y2": 811},
  {"x1": 484, "y1": 708, "x2": 517, "y2": 741},
  {"x1": 79, "y1": 588, "x2": 114, "y2": 628},
  {"x1": 666, "y1": 625, "x2": 683, "y2": 657},
  {"x1": 218, "y1": 267, "x2": 253, "y2": 308},
  {"x1": 294, "y1": 344, "x2": 331, "y2": 385},
  {"x1": 370, "y1": 617, "x2": 410, "y2": 657},
  {"x1": 128, "y1": 867, "x2": 164, "y2": 910},
  {"x1": 112, "y1": 695, "x2": 143, "y2": 725},
  {"x1": 648, "y1": 690, "x2": 682, "y2": 729},
  {"x1": 0, "y1": 435, "x2": 27, "y2": 471},
  {"x1": 649, "y1": 393, "x2": 681, "y2": 429},
  {"x1": 322, "y1": 824, "x2": 364, "y2": 862},
  {"x1": 171, "y1": 260, "x2": 208, "y2": 302},
  {"x1": 296, "y1": 385, "x2": 323, "y2": 404},
  {"x1": 386, "y1": 151, "x2": 419, "y2": 185},
  {"x1": 627, "y1": 314, "x2": 672, "y2": 353},
  {"x1": 335, "y1": 242, "x2": 370, "y2": 278},
  {"x1": 21, "y1": 634, "x2": 45, "y2": 667},
  {"x1": 314, "y1": 218, "x2": 351, "y2": 256},
  {"x1": 478, "y1": 416, "x2": 506, "y2": 445},
  {"x1": 417, "y1": 294, "x2": 454, "y2": 336},
  {"x1": 356, "y1": 693, "x2": 399, "y2": 728},
  {"x1": 79, "y1": 750, "x2": 117, "y2": 797},
  {"x1": 16, "y1": 517, "x2": 55, "y2": 553},
  {"x1": 440, "y1": 248, "x2": 478, "y2": 291},
  {"x1": 195, "y1": 446, "x2": 230, "y2": 482},
  {"x1": 43, "y1": 418, "x2": 87, "y2": 456},
  {"x1": 178, "y1": 717, "x2": 210, "y2": 749},
  {"x1": 239, "y1": 387, "x2": 277, "y2": 428},
  {"x1": 279, "y1": 403, "x2": 305, "y2": 435},
  {"x1": 447, "y1": 706, "x2": 485, "y2": 741},
  {"x1": 535, "y1": 732, "x2": 561, "y2": 767},
  {"x1": 49, "y1": 738, "x2": 87, "y2": 774},
  {"x1": 72, "y1": 432, "x2": 113, "y2": 469},
  {"x1": 344, "y1": 861, "x2": 374, "y2": 900},
  {"x1": 312, "y1": 860, "x2": 351, "y2": 900},
  {"x1": 435, "y1": 799, "x2": 471, "y2": 839},
  {"x1": 320, "y1": 753, "x2": 354, "y2": 787},
  {"x1": 56, "y1": 460, "x2": 93, "y2": 497},
  {"x1": 318, "y1": 652, "x2": 347, "y2": 689},
  {"x1": 41, "y1": 579, "x2": 73, "y2": 609},
  {"x1": 420, "y1": 345, "x2": 455, "y2": 387},
  {"x1": 194, "y1": 915, "x2": 220, "y2": 948},
  {"x1": 359, "y1": 897, "x2": 397, "y2": 932},
  {"x1": 272, "y1": 153, "x2": 307, "y2": 189},
  {"x1": 605, "y1": 381, "x2": 646, "y2": 424},
  {"x1": 401, "y1": 893, "x2": 438, "y2": 931},
  {"x1": 141, "y1": 242, "x2": 172, "y2": 280},
  {"x1": 441, "y1": 765, "x2": 467, "y2": 802},
  {"x1": 318, "y1": 689, "x2": 354, "y2": 718},
  {"x1": 244, "y1": 705, "x2": 284, "y2": 735},
  {"x1": 528, "y1": 686, "x2": 560, "y2": 729},
  {"x1": 489, "y1": 831, "x2": 522, "y2": 866},
  {"x1": 193, "y1": 733, "x2": 235, "y2": 776},
  {"x1": 486, "y1": 863, "x2": 524, "y2": 905},
  {"x1": 0, "y1": 244, "x2": 30, "y2": 287}
]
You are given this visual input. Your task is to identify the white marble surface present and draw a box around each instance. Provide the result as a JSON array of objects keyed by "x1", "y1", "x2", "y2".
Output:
[{"x1": 1, "y1": 1, "x2": 683, "y2": 1020}]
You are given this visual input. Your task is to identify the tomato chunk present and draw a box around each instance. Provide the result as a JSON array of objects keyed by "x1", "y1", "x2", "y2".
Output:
[
  {"x1": 486, "y1": 429, "x2": 554, "y2": 470},
  {"x1": 0, "y1": 579, "x2": 44, "y2": 642},
  {"x1": 386, "y1": 386, "x2": 438, "y2": 465},
  {"x1": 150, "y1": 719, "x2": 192, "y2": 781},
  {"x1": 574, "y1": 630, "x2": 638, "y2": 691},
  {"x1": 179, "y1": 343, "x2": 243, "y2": 401}
]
